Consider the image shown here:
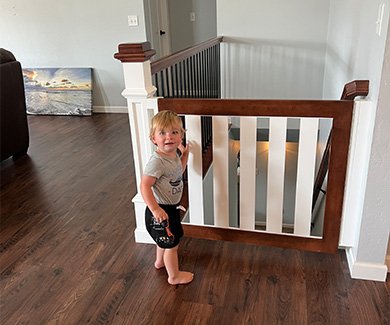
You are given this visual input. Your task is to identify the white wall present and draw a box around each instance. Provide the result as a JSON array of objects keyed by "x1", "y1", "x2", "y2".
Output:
[
  {"x1": 357, "y1": 19, "x2": 390, "y2": 266},
  {"x1": 192, "y1": 0, "x2": 217, "y2": 44},
  {"x1": 218, "y1": 0, "x2": 330, "y2": 99},
  {"x1": 168, "y1": 0, "x2": 217, "y2": 53},
  {"x1": 323, "y1": 0, "x2": 390, "y2": 279},
  {"x1": 323, "y1": 1, "x2": 389, "y2": 101},
  {"x1": 0, "y1": 0, "x2": 147, "y2": 109},
  {"x1": 168, "y1": 0, "x2": 195, "y2": 52}
]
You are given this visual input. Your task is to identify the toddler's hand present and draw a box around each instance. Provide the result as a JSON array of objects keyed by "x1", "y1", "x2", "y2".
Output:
[
  {"x1": 152, "y1": 207, "x2": 168, "y2": 223},
  {"x1": 178, "y1": 141, "x2": 192, "y2": 156}
]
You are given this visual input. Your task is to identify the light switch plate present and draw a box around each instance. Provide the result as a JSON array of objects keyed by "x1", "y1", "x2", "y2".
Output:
[{"x1": 128, "y1": 15, "x2": 138, "y2": 27}]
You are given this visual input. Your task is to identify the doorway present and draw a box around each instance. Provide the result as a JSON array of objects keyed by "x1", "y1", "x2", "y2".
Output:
[{"x1": 144, "y1": 0, "x2": 172, "y2": 59}]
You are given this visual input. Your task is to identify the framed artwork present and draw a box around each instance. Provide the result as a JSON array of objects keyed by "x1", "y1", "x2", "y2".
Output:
[{"x1": 22, "y1": 68, "x2": 92, "y2": 116}]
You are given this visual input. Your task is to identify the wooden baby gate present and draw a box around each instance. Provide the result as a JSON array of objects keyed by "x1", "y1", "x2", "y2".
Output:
[{"x1": 158, "y1": 98, "x2": 353, "y2": 253}]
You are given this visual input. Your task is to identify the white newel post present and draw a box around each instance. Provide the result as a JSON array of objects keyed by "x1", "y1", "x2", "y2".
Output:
[{"x1": 115, "y1": 42, "x2": 158, "y2": 244}]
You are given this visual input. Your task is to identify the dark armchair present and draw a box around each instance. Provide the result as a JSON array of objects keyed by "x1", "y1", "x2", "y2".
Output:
[{"x1": 0, "y1": 48, "x2": 29, "y2": 161}]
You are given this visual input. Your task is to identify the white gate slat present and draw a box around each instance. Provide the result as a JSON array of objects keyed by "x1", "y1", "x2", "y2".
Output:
[
  {"x1": 185, "y1": 115, "x2": 204, "y2": 225},
  {"x1": 127, "y1": 101, "x2": 143, "y2": 190},
  {"x1": 266, "y1": 117, "x2": 287, "y2": 233},
  {"x1": 142, "y1": 99, "x2": 159, "y2": 159},
  {"x1": 294, "y1": 118, "x2": 319, "y2": 236},
  {"x1": 213, "y1": 116, "x2": 229, "y2": 227},
  {"x1": 239, "y1": 117, "x2": 257, "y2": 230}
]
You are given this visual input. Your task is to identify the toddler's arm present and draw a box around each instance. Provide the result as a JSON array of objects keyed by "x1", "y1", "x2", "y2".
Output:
[
  {"x1": 140, "y1": 175, "x2": 168, "y2": 223},
  {"x1": 178, "y1": 141, "x2": 191, "y2": 173}
]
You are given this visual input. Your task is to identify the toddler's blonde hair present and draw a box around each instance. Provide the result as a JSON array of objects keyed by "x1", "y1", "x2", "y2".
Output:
[{"x1": 149, "y1": 110, "x2": 185, "y2": 140}]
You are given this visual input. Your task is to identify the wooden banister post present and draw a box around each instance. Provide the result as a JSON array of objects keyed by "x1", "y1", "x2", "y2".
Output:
[
  {"x1": 114, "y1": 43, "x2": 157, "y2": 97},
  {"x1": 114, "y1": 42, "x2": 158, "y2": 244}
]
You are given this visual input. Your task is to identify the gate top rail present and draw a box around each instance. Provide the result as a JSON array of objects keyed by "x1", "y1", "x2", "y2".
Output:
[{"x1": 158, "y1": 98, "x2": 353, "y2": 119}]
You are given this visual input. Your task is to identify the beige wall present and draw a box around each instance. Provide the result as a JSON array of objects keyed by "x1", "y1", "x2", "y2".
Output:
[{"x1": 0, "y1": 0, "x2": 147, "y2": 108}]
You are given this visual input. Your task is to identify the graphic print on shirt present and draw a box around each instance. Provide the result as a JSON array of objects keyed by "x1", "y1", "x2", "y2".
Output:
[{"x1": 169, "y1": 176, "x2": 182, "y2": 195}]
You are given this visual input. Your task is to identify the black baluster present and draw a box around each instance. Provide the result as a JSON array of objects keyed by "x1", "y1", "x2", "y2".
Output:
[
  {"x1": 165, "y1": 68, "x2": 171, "y2": 98},
  {"x1": 160, "y1": 71, "x2": 166, "y2": 97},
  {"x1": 179, "y1": 61, "x2": 183, "y2": 98},
  {"x1": 174, "y1": 63, "x2": 179, "y2": 98}
]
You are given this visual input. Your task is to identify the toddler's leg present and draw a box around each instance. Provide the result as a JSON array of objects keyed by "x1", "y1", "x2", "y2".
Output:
[
  {"x1": 164, "y1": 245, "x2": 193, "y2": 285},
  {"x1": 155, "y1": 245, "x2": 165, "y2": 269}
]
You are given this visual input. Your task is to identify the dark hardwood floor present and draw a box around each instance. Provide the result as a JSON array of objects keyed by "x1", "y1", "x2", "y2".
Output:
[{"x1": 1, "y1": 114, "x2": 389, "y2": 325}]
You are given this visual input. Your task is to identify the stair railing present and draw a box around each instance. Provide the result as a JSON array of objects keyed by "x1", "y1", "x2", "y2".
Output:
[
  {"x1": 151, "y1": 36, "x2": 223, "y2": 99},
  {"x1": 150, "y1": 37, "x2": 223, "y2": 176},
  {"x1": 114, "y1": 41, "x2": 370, "y2": 253}
]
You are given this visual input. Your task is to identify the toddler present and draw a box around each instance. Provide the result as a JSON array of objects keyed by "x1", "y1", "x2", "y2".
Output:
[{"x1": 140, "y1": 110, "x2": 194, "y2": 285}]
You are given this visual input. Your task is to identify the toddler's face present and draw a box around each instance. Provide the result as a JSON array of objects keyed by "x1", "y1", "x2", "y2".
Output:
[{"x1": 152, "y1": 123, "x2": 182, "y2": 157}]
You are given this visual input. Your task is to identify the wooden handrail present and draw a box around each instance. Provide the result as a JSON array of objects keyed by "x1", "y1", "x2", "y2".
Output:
[
  {"x1": 311, "y1": 80, "x2": 369, "y2": 211},
  {"x1": 151, "y1": 36, "x2": 223, "y2": 75},
  {"x1": 341, "y1": 79, "x2": 370, "y2": 100}
]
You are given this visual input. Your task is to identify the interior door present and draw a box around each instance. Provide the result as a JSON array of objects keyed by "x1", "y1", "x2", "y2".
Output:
[{"x1": 144, "y1": 0, "x2": 171, "y2": 59}]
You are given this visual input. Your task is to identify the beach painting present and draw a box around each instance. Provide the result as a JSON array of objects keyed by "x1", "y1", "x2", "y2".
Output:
[{"x1": 22, "y1": 68, "x2": 92, "y2": 116}]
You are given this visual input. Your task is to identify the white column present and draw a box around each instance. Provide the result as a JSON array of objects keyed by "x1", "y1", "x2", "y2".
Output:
[
  {"x1": 340, "y1": 100, "x2": 375, "y2": 247},
  {"x1": 116, "y1": 44, "x2": 158, "y2": 244}
]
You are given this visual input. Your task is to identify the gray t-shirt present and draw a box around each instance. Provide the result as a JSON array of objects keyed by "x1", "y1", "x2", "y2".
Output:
[{"x1": 143, "y1": 151, "x2": 183, "y2": 205}]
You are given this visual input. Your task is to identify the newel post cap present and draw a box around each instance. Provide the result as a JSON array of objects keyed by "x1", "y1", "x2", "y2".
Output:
[{"x1": 114, "y1": 42, "x2": 156, "y2": 63}]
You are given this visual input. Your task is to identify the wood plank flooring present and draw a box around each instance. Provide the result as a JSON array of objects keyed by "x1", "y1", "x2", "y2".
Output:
[{"x1": 1, "y1": 114, "x2": 389, "y2": 325}]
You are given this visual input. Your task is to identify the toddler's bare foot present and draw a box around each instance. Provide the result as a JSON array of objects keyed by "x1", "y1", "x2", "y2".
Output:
[
  {"x1": 168, "y1": 271, "x2": 194, "y2": 285},
  {"x1": 154, "y1": 261, "x2": 165, "y2": 269}
]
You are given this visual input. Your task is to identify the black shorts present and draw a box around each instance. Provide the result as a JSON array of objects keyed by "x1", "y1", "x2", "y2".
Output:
[{"x1": 145, "y1": 204, "x2": 184, "y2": 249}]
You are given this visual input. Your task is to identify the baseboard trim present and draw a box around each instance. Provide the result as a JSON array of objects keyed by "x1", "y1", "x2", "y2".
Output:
[
  {"x1": 345, "y1": 247, "x2": 388, "y2": 281},
  {"x1": 93, "y1": 106, "x2": 127, "y2": 113},
  {"x1": 134, "y1": 228, "x2": 154, "y2": 244}
]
